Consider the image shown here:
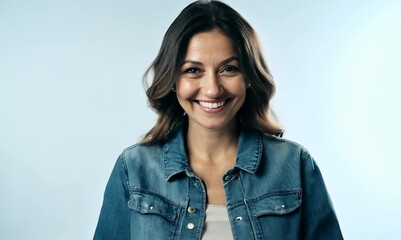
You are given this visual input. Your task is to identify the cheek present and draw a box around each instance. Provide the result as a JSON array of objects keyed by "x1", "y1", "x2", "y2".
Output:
[
  {"x1": 227, "y1": 79, "x2": 247, "y2": 96},
  {"x1": 177, "y1": 80, "x2": 198, "y2": 99}
]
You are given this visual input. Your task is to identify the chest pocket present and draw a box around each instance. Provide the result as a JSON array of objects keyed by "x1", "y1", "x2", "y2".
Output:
[
  {"x1": 246, "y1": 190, "x2": 302, "y2": 216},
  {"x1": 128, "y1": 189, "x2": 179, "y2": 222},
  {"x1": 244, "y1": 190, "x2": 303, "y2": 239}
]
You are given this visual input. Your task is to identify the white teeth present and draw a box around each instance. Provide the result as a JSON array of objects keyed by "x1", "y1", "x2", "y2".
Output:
[{"x1": 199, "y1": 100, "x2": 225, "y2": 109}]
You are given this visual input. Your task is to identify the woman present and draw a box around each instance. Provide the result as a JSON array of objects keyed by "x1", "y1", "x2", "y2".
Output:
[{"x1": 94, "y1": 1, "x2": 343, "y2": 239}]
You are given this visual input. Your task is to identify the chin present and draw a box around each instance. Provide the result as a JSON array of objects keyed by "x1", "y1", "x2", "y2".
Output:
[{"x1": 193, "y1": 118, "x2": 237, "y2": 131}]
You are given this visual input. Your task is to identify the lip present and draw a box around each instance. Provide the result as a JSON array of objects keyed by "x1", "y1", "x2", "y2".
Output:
[{"x1": 195, "y1": 99, "x2": 229, "y2": 113}]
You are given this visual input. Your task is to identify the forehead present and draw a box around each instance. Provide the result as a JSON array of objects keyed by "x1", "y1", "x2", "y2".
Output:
[{"x1": 183, "y1": 29, "x2": 237, "y2": 59}]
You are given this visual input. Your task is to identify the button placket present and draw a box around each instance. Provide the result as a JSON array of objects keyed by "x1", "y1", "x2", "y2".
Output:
[{"x1": 182, "y1": 177, "x2": 205, "y2": 238}]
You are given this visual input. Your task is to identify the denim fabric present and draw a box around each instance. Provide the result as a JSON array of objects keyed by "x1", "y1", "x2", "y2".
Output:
[{"x1": 94, "y1": 127, "x2": 343, "y2": 239}]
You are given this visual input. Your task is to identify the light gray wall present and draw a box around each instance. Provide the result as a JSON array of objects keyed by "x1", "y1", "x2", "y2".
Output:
[{"x1": 1, "y1": 0, "x2": 400, "y2": 239}]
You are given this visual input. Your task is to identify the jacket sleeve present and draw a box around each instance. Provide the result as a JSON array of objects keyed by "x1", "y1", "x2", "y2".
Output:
[
  {"x1": 300, "y1": 150, "x2": 343, "y2": 239},
  {"x1": 93, "y1": 154, "x2": 131, "y2": 240}
]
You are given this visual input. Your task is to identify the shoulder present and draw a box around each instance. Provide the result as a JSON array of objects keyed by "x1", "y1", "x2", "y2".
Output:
[
  {"x1": 261, "y1": 133, "x2": 314, "y2": 165},
  {"x1": 261, "y1": 133, "x2": 307, "y2": 152},
  {"x1": 115, "y1": 142, "x2": 168, "y2": 184},
  {"x1": 118, "y1": 142, "x2": 165, "y2": 166},
  {"x1": 123, "y1": 142, "x2": 163, "y2": 155}
]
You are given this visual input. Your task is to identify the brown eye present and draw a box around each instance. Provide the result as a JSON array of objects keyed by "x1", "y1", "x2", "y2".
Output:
[
  {"x1": 220, "y1": 65, "x2": 240, "y2": 74},
  {"x1": 183, "y1": 67, "x2": 200, "y2": 74}
]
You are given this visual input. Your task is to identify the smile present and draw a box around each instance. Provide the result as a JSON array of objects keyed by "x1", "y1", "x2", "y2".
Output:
[{"x1": 197, "y1": 100, "x2": 226, "y2": 109}]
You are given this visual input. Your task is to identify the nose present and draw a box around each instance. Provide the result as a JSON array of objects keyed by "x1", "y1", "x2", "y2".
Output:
[{"x1": 202, "y1": 72, "x2": 222, "y2": 97}]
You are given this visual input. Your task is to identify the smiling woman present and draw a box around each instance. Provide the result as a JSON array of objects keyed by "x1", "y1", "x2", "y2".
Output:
[
  {"x1": 176, "y1": 29, "x2": 247, "y2": 132},
  {"x1": 93, "y1": 1, "x2": 343, "y2": 239},
  {"x1": 141, "y1": 1, "x2": 283, "y2": 145}
]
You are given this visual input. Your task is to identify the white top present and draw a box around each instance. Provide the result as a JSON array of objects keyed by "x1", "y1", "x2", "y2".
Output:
[{"x1": 201, "y1": 204, "x2": 232, "y2": 239}]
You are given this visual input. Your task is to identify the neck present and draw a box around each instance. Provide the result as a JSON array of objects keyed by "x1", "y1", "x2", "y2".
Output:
[{"x1": 186, "y1": 120, "x2": 239, "y2": 163}]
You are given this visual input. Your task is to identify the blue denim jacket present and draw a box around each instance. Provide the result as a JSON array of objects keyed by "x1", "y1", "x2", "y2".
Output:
[{"x1": 94, "y1": 127, "x2": 343, "y2": 239}]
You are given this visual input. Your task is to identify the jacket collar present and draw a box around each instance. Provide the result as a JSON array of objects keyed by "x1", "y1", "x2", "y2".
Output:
[{"x1": 163, "y1": 126, "x2": 263, "y2": 181}]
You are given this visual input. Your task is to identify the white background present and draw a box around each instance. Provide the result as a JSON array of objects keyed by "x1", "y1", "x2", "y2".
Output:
[{"x1": 1, "y1": 0, "x2": 401, "y2": 239}]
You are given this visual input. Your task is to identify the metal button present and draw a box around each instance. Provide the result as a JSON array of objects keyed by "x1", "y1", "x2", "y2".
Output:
[
  {"x1": 194, "y1": 180, "x2": 201, "y2": 186},
  {"x1": 149, "y1": 206, "x2": 154, "y2": 210},
  {"x1": 236, "y1": 216, "x2": 243, "y2": 221},
  {"x1": 224, "y1": 175, "x2": 232, "y2": 181},
  {"x1": 187, "y1": 223, "x2": 195, "y2": 229},
  {"x1": 281, "y1": 204, "x2": 285, "y2": 208},
  {"x1": 187, "y1": 207, "x2": 196, "y2": 213}
]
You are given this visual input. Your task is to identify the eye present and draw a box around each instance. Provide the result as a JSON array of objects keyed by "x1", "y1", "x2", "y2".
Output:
[
  {"x1": 183, "y1": 67, "x2": 201, "y2": 74},
  {"x1": 220, "y1": 65, "x2": 240, "y2": 74}
]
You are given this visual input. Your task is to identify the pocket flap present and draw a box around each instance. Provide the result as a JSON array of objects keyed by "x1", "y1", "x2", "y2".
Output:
[
  {"x1": 128, "y1": 190, "x2": 178, "y2": 221},
  {"x1": 247, "y1": 190, "x2": 302, "y2": 216}
]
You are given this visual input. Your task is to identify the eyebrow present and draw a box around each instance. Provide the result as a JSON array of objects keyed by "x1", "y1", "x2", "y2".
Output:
[{"x1": 180, "y1": 56, "x2": 239, "y2": 67}]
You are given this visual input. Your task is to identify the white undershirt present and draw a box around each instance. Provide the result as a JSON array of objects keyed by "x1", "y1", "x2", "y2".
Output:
[{"x1": 201, "y1": 204, "x2": 233, "y2": 240}]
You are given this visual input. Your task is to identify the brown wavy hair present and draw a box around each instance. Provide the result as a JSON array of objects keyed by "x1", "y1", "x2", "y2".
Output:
[{"x1": 142, "y1": 0, "x2": 283, "y2": 144}]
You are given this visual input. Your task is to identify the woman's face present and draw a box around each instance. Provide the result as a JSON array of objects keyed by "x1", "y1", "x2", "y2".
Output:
[{"x1": 176, "y1": 28, "x2": 247, "y2": 132}]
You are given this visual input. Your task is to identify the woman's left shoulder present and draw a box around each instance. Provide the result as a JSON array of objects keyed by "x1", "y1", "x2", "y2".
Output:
[
  {"x1": 261, "y1": 133, "x2": 313, "y2": 161},
  {"x1": 261, "y1": 133, "x2": 307, "y2": 150}
]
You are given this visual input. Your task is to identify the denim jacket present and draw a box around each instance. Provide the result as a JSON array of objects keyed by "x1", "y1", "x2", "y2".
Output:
[{"x1": 94, "y1": 127, "x2": 343, "y2": 239}]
